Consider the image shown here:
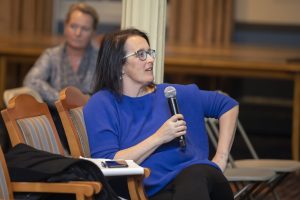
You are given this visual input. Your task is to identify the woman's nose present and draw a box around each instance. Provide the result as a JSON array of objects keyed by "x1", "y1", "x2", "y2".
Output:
[{"x1": 75, "y1": 27, "x2": 82, "y2": 36}]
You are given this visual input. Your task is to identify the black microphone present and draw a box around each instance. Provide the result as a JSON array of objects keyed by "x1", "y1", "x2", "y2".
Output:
[{"x1": 164, "y1": 86, "x2": 186, "y2": 150}]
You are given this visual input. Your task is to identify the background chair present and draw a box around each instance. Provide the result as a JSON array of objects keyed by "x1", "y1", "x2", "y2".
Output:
[
  {"x1": 55, "y1": 86, "x2": 90, "y2": 157},
  {"x1": 1, "y1": 87, "x2": 44, "y2": 156},
  {"x1": 3, "y1": 86, "x2": 43, "y2": 106},
  {"x1": 0, "y1": 146, "x2": 102, "y2": 200},
  {"x1": 1, "y1": 93, "x2": 65, "y2": 155},
  {"x1": 205, "y1": 119, "x2": 276, "y2": 199},
  {"x1": 1, "y1": 93, "x2": 106, "y2": 199},
  {"x1": 206, "y1": 117, "x2": 300, "y2": 200},
  {"x1": 55, "y1": 86, "x2": 150, "y2": 200}
]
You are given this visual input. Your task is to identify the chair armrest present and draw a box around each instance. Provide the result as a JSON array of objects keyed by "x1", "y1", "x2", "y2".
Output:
[
  {"x1": 144, "y1": 168, "x2": 151, "y2": 178},
  {"x1": 126, "y1": 168, "x2": 150, "y2": 200},
  {"x1": 11, "y1": 181, "x2": 101, "y2": 198},
  {"x1": 70, "y1": 181, "x2": 102, "y2": 193}
]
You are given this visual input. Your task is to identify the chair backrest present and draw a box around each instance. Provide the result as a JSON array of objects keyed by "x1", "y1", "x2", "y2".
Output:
[
  {"x1": 0, "y1": 147, "x2": 13, "y2": 200},
  {"x1": 55, "y1": 86, "x2": 90, "y2": 157},
  {"x1": 205, "y1": 118, "x2": 236, "y2": 167},
  {"x1": 3, "y1": 87, "x2": 43, "y2": 107},
  {"x1": 206, "y1": 118, "x2": 259, "y2": 160},
  {"x1": 207, "y1": 90, "x2": 259, "y2": 160},
  {"x1": 1, "y1": 94, "x2": 65, "y2": 155}
]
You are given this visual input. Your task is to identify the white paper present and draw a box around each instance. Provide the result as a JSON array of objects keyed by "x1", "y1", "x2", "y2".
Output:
[{"x1": 80, "y1": 157, "x2": 145, "y2": 176}]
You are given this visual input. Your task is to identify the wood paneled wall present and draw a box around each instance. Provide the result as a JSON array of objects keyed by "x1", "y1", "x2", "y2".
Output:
[
  {"x1": 167, "y1": 0, "x2": 233, "y2": 47},
  {"x1": 0, "y1": 0, "x2": 53, "y2": 98},
  {"x1": 0, "y1": 0, "x2": 53, "y2": 34}
]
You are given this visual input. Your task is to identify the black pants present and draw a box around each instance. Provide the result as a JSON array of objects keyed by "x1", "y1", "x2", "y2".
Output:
[{"x1": 150, "y1": 164, "x2": 234, "y2": 200}]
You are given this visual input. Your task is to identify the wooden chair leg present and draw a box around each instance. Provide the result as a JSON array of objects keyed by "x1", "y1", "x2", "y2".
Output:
[
  {"x1": 127, "y1": 175, "x2": 148, "y2": 200},
  {"x1": 136, "y1": 175, "x2": 148, "y2": 200},
  {"x1": 127, "y1": 176, "x2": 140, "y2": 200}
]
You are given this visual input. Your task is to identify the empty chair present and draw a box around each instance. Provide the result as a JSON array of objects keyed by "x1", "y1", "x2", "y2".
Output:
[
  {"x1": 207, "y1": 118, "x2": 300, "y2": 200},
  {"x1": 55, "y1": 86, "x2": 150, "y2": 200},
  {"x1": 223, "y1": 168, "x2": 275, "y2": 200},
  {"x1": 0, "y1": 146, "x2": 102, "y2": 200},
  {"x1": 205, "y1": 120, "x2": 276, "y2": 199},
  {"x1": 1, "y1": 93, "x2": 65, "y2": 155}
]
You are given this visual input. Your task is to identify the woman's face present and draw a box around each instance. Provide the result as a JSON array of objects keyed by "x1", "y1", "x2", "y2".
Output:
[
  {"x1": 64, "y1": 10, "x2": 95, "y2": 50},
  {"x1": 122, "y1": 36, "x2": 155, "y2": 90}
]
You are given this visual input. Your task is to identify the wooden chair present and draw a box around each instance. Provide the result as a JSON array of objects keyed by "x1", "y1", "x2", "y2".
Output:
[
  {"x1": 1, "y1": 93, "x2": 65, "y2": 155},
  {"x1": 0, "y1": 94, "x2": 103, "y2": 199},
  {"x1": 55, "y1": 86, "x2": 150, "y2": 200},
  {"x1": 0, "y1": 146, "x2": 102, "y2": 200},
  {"x1": 55, "y1": 86, "x2": 90, "y2": 157}
]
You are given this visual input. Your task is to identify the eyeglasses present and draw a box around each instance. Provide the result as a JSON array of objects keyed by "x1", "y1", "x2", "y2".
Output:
[{"x1": 123, "y1": 49, "x2": 156, "y2": 61}]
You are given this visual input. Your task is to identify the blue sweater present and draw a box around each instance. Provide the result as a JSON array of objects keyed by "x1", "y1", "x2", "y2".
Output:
[{"x1": 84, "y1": 83, "x2": 238, "y2": 196}]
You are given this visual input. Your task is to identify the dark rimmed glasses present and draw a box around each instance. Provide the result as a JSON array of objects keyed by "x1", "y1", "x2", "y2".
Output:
[{"x1": 123, "y1": 49, "x2": 156, "y2": 61}]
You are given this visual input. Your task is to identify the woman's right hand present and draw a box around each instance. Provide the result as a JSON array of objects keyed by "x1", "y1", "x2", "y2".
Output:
[
  {"x1": 114, "y1": 114, "x2": 187, "y2": 164},
  {"x1": 155, "y1": 114, "x2": 187, "y2": 144}
]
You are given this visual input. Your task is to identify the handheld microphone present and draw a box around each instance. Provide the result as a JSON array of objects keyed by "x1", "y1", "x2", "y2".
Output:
[{"x1": 164, "y1": 86, "x2": 186, "y2": 150}]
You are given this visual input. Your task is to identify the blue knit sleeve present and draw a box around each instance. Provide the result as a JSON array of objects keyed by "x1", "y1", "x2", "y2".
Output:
[
  {"x1": 196, "y1": 86, "x2": 238, "y2": 119},
  {"x1": 83, "y1": 91, "x2": 120, "y2": 159},
  {"x1": 176, "y1": 84, "x2": 238, "y2": 119}
]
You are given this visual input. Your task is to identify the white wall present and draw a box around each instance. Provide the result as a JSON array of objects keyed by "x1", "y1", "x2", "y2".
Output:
[{"x1": 235, "y1": 0, "x2": 300, "y2": 25}]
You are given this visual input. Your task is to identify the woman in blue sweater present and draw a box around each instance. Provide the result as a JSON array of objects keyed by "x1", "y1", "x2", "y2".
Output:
[{"x1": 84, "y1": 28, "x2": 239, "y2": 200}]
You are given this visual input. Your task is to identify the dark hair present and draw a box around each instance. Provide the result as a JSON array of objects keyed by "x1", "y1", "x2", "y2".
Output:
[
  {"x1": 93, "y1": 28, "x2": 150, "y2": 95},
  {"x1": 65, "y1": 3, "x2": 99, "y2": 30}
]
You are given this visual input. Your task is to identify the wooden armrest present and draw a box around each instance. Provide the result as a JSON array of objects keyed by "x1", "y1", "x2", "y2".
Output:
[
  {"x1": 11, "y1": 181, "x2": 98, "y2": 197},
  {"x1": 70, "y1": 181, "x2": 102, "y2": 193},
  {"x1": 144, "y1": 168, "x2": 151, "y2": 178},
  {"x1": 126, "y1": 168, "x2": 151, "y2": 200}
]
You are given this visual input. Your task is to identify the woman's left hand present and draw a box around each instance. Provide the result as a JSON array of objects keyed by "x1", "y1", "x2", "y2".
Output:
[{"x1": 211, "y1": 153, "x2": 228, "y2": 172}]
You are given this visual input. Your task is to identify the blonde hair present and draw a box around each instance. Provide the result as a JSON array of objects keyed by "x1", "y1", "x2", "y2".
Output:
[{"x1": 65, "y1": 3, "x2": 99, "y2": 30}]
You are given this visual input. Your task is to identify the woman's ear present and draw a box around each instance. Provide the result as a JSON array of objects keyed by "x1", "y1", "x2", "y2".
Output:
[
  {"x1": 121, "y1": 65, "x2": 126, "y2": 75},
  {"x1": 120, "y1": 72, "x2": 125, "y2": 80}
]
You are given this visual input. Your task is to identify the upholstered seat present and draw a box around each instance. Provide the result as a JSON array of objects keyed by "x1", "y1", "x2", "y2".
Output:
[
  {"x1": 16, "y1": 115, "x2": 62, "y2": 154},
  {"x1": 69, "y1": 106, "x2": 91, "y2": 157}
]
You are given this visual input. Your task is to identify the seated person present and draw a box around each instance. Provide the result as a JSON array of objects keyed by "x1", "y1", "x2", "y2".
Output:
[
  {"x1": 23, "y1": 3, "x2": 99, "y2": 152},
  {"x1": 83, "y1": 28, "x2": 239, "y2": 200},
  {"x1": 23, "y1": 2, "x2": 99, "y2": 105}
]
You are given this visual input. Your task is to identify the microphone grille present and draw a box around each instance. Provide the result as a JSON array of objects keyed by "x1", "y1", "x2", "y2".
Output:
[{"x1": 164, "y1": 86, "x2": 176, "y2": 98}]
